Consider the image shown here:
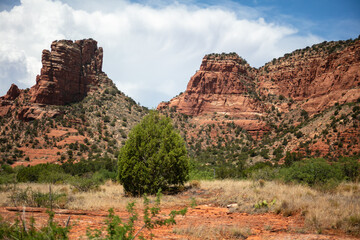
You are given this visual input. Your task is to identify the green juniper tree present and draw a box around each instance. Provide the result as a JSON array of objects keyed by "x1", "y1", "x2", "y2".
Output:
[{"x1": 117, "y1": 111, "x2": 189, "y2": 196}]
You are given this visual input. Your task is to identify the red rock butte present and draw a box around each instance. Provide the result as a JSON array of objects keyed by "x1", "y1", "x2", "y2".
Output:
[
  {"x1": 158, "y1": 40, "x2": 360, "y2": 116},
  {"x1": 30, "y1": 39, "x2": 103, "y2": 105},
  {"x1": 158, "y1": 53, "x2": 263, "y2": 118}
]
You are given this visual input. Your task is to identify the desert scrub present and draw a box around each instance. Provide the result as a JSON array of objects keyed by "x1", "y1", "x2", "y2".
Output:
[
  {"x1": 87, "y1": 190, "x2": 187, "y2": 239},
  {"x1": 200, "y1": 179, "x2": 360, "y2": 235},
  {"x1": 173, "y1": 225, "x2": 252, "y2": 240},
  {"x1": 7, "y1": 186, "x2": 67, "y2": 208},
  {"x1": 0, "y1": 210, "x2": 70, "y2": 239}
]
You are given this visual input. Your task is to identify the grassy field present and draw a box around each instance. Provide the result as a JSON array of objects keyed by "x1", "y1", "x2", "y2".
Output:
[{"x1": 1, "y1": 179, "x2": 359, "y2": 236}]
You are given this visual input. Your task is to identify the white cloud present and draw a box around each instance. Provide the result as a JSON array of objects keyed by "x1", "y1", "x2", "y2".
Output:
[{"x1": 0, "y1": 0, "x2": 322, "y2": 107}]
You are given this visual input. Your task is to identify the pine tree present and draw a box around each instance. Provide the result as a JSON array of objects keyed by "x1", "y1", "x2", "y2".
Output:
[{"x1": 117, "y1": 111, "x2": 189, "y2": 196}]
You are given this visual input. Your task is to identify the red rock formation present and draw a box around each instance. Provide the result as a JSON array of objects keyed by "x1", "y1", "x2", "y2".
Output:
[
  {"x1": 3, "y1": 84, "x2": 21, "y2": 100},
  {"x1": 30, "y1": 39, "x2": 103, "y2": 105},
  {"x1": 0, "y1": 84, "x2": 21, "y2": 117},
  {"x1": 258, "y1": 40, "x2": 360, "y2": 113},
  {"x1": 158, "y1": 54, "x2": 263, "y2": 117},
  {"x1": 158, "y1": 53, "x2": 268, "y2": 137}
]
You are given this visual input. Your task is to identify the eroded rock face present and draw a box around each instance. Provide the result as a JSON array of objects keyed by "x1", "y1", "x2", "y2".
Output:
[
  {"x1": 158, "y1": 53, "x2": 268, "y2": 137},
  {"x1": 3, "y1": 84, "x2": 21, "y2": 100},
  {"x1": 158, "y1": 54, "x2": 263, "y2": 117},
  {"x1": 258, "y1": 40, "x2": 360, "y2": 113},
  {"x1": 30, "y1": 39, "x2": 103, "y2": 105}
]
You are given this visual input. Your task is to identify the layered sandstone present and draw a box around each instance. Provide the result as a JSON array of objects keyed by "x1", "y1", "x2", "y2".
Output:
[
  {"x1": 158, "y1": 53, "x2": 269, "y2": 137},
  {"x1": 0, "y1": 39, "x2": 104, "y2": 120},
  {"x1": 30, "y1": 39, "x2": 103, "y2": 105},
  {"x1": 158, "y1": 54, "x2": 263, "y2": 118},
  {"x1": 258, "y1": 40, "x2": 360, "y2": 113}
]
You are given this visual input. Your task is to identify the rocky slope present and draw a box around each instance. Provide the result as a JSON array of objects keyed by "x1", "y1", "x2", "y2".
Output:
[
  {"x1": 258, "y1": 39, "x2": 360, "y2": 114},
  {"x1": 158, "y1": 53, "x2": 268, "y2": 138},
  {"x1": 0, "y1": 39, "x2": 148, "y2": 166},
  {"x1": 158, "y1": 38, "x2": 360, "y2": 160}
]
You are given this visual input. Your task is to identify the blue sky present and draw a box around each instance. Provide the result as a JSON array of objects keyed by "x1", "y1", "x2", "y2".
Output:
[{"x1": 0, "y1": 0, "x2": 359, "y2": 108}]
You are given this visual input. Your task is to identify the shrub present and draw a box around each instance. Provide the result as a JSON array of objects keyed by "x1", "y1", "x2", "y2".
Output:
[
  {"x1": 0, "y1": 211, "x2": 70, "y2": 239},
  {"x1": 283, "y1": 151, "x2": 303, "y2": 167},
  {"x1": 69, "y1": 176, "x2": 100, "y2": 192},
  {"x1": 337, "y1": 156, "x2": 360, "y2": 181},
  {"x1": 118, "y1": 111, "x2": 189, "y2": 196},
  {"x1": 8, "y1": 187, "x2": 67, "y2": 208},
  {"x1": 87, "y1": 191, "x2": 187, "y2": 239},
  {"x1": 17, "y1": 164, "x2": 65, "y2": 183},
  {"x1": 279, "y1": 158, "x2": 344, "y2": 186}
]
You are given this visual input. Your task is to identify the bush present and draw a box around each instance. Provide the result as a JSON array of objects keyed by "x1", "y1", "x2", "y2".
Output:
[
  {"x1": 118, "y1": 111, "x2": 189, "y2": 196},
  {"x1": 69, "y1": 176, "x2": 100, "y2": 192},
  {"x1": 8, "y1": 187, "x2": 67, "y2": 208},
  {"x1": 0, "y1": 211, "x2": 70, "y2": 239},
  {"x1": 279, "y1": 158, "x2": 344, "y2": 186},
  {"x1": 17, "y1": 164, "x2": 65, "y2": 183},
  {"x1": 87, "y1": 191, "x2": 187, "y2": 239},
  {"x1": 284, "y1": 151, "x2": 303, "y2": 167},
  {"x1": 337, "y1": 156, "x2": 360, "y2": 181}
]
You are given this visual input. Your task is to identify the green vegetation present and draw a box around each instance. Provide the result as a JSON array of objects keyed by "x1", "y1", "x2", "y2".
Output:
[
  {"x1": 0, "y1": 190, "x2": 187, "y2": 240},
  {"x1": 87, "y1": 191, "x2": 187, "y2": 239},
  {"x1": 1, "y1": 156, "x2": 118, "y2": 192},
  {"x1": 118, "y1": 111, "x2": 189, "y2": 196},
  {"x1": 0, "y1": 210, "x2": 70, "y2": 240}
]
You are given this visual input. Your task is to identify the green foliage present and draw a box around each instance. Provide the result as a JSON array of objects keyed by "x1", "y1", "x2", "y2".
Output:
[
  {"x1": 69, "y1": 177, "x2": 100, "y2": 192},
  {"x1": 8, "y1": 187, "x2": 67, "y2": 208},
  {"x1": 295, "y1": 131, "x2": 304, "y2": 139},
  {"x1": 188, "y1": 159, "x2": 214, "y2": 180},
  {"x1": 254, "y1": 199, "x2": 276, "y2": 209},
  {"x1": 337, "y1": 156, "x2": 360, "y2": 181},
  {"x1": 301, "y1": 109, "x2": 309, "y2": 120},
  {"x1": 279, "y1": 158, "x2": 344, "y2": 186},
  {"x1": 87, "y1": 190, "x2": 187, "y2": 240},
  {"x1": 0, "y1": 210, "x2": 70, "y2": 239},
  {"x1": 14, "y1": 156, "x2": 118, "y2": 191},
  {"x1": 215, "y1": 162, "x2": 245, "y2": 179},
  {"x1": 284, "y1": 151, "x2": 304, "y2": 167},
  {"x1": 118, "y1": 111, "x2": 189, "y2": 196},
  {"x1": 244, "y1": 162, "x2": 274, "y2": 178},
  {"x1": 345, "y1": 214, "x2": 360, "y2": 236},
  {"x1": 17, "y1": 164, "x2": 65, "y2": 183},
  {"x1": 259, "y1": 148, "x2": 270, "y2": 159}
]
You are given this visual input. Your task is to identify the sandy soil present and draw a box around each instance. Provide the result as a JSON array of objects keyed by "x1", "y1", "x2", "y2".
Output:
[{"x1": 0, "y1": 205, "x2": 357, "y2": 240}]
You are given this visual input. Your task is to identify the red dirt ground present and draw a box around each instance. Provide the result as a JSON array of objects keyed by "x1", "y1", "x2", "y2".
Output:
[{"x1": 0, "y1": 205, "x2": 357, "y2": 240}]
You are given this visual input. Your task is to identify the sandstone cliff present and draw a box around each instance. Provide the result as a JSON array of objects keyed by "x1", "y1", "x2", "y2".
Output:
[
  {"x1": 158, "y1": 53, "x2": 268, "y2": 137},
  {"x1": 158, "y1": 38, "x2": 360, "y2": 157},
  {"x1": 0, "y1": 39, "x2": 148, "y2": 166},
  {"x1": 258, "y1": 39, "x2": 360, "y2": 113},
  {"x1": 30, "y1": 39, "x2": 103, "y2": 105},
  {"x1": 159, "y1": 53, "x2": 262, "y2": 116},
  {"x1": 0, "y1": 39, "x2": 106, "y2": 120}
]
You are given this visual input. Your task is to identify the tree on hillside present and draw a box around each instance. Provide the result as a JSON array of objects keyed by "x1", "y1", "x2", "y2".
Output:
[{"x1": 117, "y1": 111, "x2": 189, "y2": 196}]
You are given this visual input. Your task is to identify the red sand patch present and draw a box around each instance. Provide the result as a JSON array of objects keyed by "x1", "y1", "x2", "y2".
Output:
[
  {"x1": 47, "y1": 127, "x2": 79, "y2": 138},
  {"x1": 57, "y1": 135, "x2": 86, "y2": 146},
  {"x1": 0, "y1": 206, "x2": 356, "y2": 240},
  {"x1": 14, "y1": 147, "x2": 65, "y2": 166}
]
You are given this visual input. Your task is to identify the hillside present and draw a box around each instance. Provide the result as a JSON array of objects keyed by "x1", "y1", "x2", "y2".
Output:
[
  {"x1": 158, "y1": 37, "x2": 360, "y2": 170},
  {"x1": 0, "y1": 39, "x2": 148, "y2": 166},
  {"x1": 1, "y1": 37, "x2": 359, "y2": 169}
]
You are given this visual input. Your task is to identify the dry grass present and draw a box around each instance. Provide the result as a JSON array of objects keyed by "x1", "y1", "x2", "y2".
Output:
[
  {"x1": 173, "y1": 224, "x2": 252, "y2": 240},
  {"x1": 1, "y1": 179, "x2": 359, "y2": 235},
  {"x1": 200, "y1": 179, "x2": 360, "y2": 234},
  {"x1": 0, "y1": 180, "x2": 191, "y2": 210}
]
